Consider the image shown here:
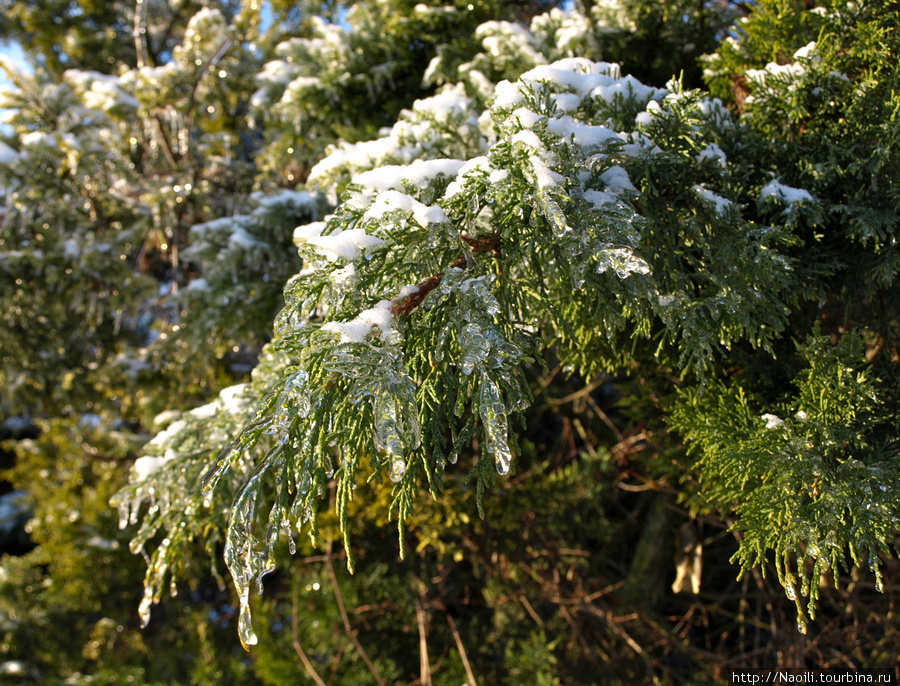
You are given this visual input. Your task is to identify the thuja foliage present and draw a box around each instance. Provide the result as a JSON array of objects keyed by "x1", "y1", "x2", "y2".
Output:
[
  {"x1": 110, "y1": 0, "x2": 900, "y2": 651},
  {"x1": 2, "y1": 0, "x2": 899, "y2": 679}
]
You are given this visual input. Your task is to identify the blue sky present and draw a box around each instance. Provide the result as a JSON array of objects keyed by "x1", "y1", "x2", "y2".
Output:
[
  {"x1": 0, "y1": 41, "x2": 28, "y2": 133},
  {"x1": 0, "y1": 40, "x2": 28, "y2": 83}
]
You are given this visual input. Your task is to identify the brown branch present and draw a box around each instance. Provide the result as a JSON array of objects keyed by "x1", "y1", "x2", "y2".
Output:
[
  {"x1": 133, "y1": 0, "x2": 149, "y2": 69},
  {"x1": 292, "y1": 586, "x2": 328, "y2": 686},
  {"x1": 391, "y1": 232, "x2": 501, "y2": 318},
  {"x1": 415, "y1": 601, "x2": 432, "y2": 686},
  {"x1": 446, "y1": 614, "x2": 478, "y2": 686},
  {"x1": 152, "y1": 114, "x2": 179, "y2": 170},
  {"x1": 325, "y1": 540, "x2": 385, "y2": 686}
]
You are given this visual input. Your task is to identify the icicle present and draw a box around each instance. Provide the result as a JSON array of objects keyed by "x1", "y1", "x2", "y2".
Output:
[
  {"x1": 870, "y1": 554, "x2": 884, "y2": 592},
  {"x1": 237, "y1": 587, "x2": 259, "y2": 649},
  {"x1": 274, "y1": 369, "x2": 311, "y2": 434},
  {"x1": 459, "y1": 323, "x2": 491, "y2": 375},
  {"x1": 537, "y1": 190, "x2": 570, "y2": 238},
  {"x1": 373, "y1": 394, "x2": 404, "y2": 458},
  {"x1": 480, "y1": 375, "x2": 512, "y2": 475},
  {"x1": 116, "y1": 500, "x2": 131, "y2": 530},
  {"x1": 138, "y1": 585, "x2": 154, "y2": 629},
  {"x1": 223, "y1": 463, "x2": 269, "y2": 651},
  {"x1": 388, "y1": 453, "x2": 406, "y2": 483}
]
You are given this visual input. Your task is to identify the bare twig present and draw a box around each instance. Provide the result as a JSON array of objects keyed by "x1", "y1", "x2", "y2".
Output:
[
  {"x1": 152, "y1": 114, "x2": 179, "y2": 170},
  {"x1": 415, "y1": 601, "x2": 432, "y2": 686},
  {"x1": 577, "y1": 604, "x2": 645, "y2": 657},
  {"x1": 184, "y1": 34, "x2": 234, "y2": 145},
  {"x1": 292, "y1": 585, "x2": 327, "y2": 686},
  {"x1": 519, "y1": 595, "x2": 544, "y2": 626},
  {"x1": 325, "y1": 541, "x2": 385, "y2": 686},
  {"x1": 446, "y1": 614, "x2": 478, "y2": 686},
  {"x1": 133, "y1": 0, "x2": 149, "y2": 69}
]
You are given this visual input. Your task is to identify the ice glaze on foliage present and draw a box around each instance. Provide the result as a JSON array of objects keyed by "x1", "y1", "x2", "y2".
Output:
[
  {"x1": 96, "y1": 0, "x2": 900, "y2": 652},
  {"x1": 114, "y1": 48, "x2": 802, "y2": 646}
]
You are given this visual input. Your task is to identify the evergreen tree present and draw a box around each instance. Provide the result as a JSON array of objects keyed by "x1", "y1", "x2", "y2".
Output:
[{"x1": 2, "y1": 1, "x2": 898, "y2": 683}]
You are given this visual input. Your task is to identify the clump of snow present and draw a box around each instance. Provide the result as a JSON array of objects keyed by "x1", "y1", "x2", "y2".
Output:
[
  {"x1": 256, "y1": 59, "x2": 296, "y2": 86},
  {"x1": 353, "y1": 158, "x2": 466, "y2": 192},
  {"x1": 219, "y1": 383, "x2": 252, "y2": 414},
  {"x1": 793, "y1": 42, "x2": 818, "y2": 61},
  {"x1": 228, "y1": 226, "x2": 263, "y2": 249},
  {"x1": 476, "y1": 20, "x2": 545, "y2": 66},
  {"x1": 306, "y1": 228, "x2": 385, "y2": 261},
  {"x1": 133, "y1": 384, "x2": 252, "y2": 482},
  {"x1": 697, "y1": 143, "x2": 727, "y2": 168},
  {"x1": 323, "y1": 300, "x2": 396, "y2": 343},
  {"x1": 293, "y1": 221, "x2": 327, "y2": 246},
  {"x1": 152, "y1": 409, "x2": 182, "y2": 429},
  {"x1": 583, "y1": 189, "x2": 618, "y2": 207},
  {"x1": 746, "y1": 62, "x2": 806, "y2": 85},
  {"x1": 132, "y1": 455, "x2": 171, "y2": 481},
  {"x1": 693, "y1": 185, "x2": 732, "y2": 215},
  {"x1": 253, "y1": 188, "x2": 320, "y2": 210},
  {"x1": 511, "y1": 107, "x2": 547, "y2": 129},
  {"x1": 761, "y1": 413, "x2": 784, "y2": 430},
  {"x1": 600, "y1": 165, "x2": 636, "y2": 193},
  {"x1": 760, "y1": 179, "x2": 815, "y2": 208},
  {"x1": 21, "y1": 131, "x2": 57, "y2": 148},
  {"x1": 412, "y1": 86, "x2": 471, "y2": 122},
  {"x1": 546, "y1": 116, "x2": 618, "y2": 148},
  {"x1": 188, "y1": 401, "x2": 219, "y2": 420},
  {"x1": 322, "y1": 284, "x2": 422, "y2": 345},
  {"x1": 444, "y1": 156, "x2": 508, "y2": 197},
  {"x1": 65, "y1": 69, "x2": 140, "y2": 112},
  {"x1": 186, "y1": 277, "x2": 209, "y2": 292},
  {"x1": 362, "y1": 190, "x2": 450, "y2": 227}
]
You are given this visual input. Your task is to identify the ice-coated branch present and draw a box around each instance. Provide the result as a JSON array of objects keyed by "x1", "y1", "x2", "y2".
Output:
[{"x1": 391, "y1": 232, "x2": 502, "y2": 318}]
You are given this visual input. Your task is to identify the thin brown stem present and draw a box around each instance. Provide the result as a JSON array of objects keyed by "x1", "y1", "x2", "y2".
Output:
[
  {"x1": 415, "y1": 601, "x2": 432, "y2": 686},
  {"x1": 133, "y1": 0, "x2": 149, "y2": 69},
  {"x1": 292, "y1": 585, "x2": 328, "y2": 686},
  {"x1": 446, "y1": 614, "x2": 478, "y2": 686},
  {"x1": 325, "y1": 541, "x2": 385, "y2": 686},
  {"x1": 391, "y1": 232, "x2": 501, "y2": 318}
]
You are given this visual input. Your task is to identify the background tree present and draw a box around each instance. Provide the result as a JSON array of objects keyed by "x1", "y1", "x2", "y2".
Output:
[{"x1": 1, "y1": 1, "x2": 898, "y2": 684}]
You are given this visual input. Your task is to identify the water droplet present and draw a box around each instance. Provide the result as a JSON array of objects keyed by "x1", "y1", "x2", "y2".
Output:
[
  {"x1": 785, "y1": 584, "x2": 796, "y2": 601},
  {"x1": 389, "y1": 454, "x2": 406, "y2": 482},
  {"x1": 797, "y1": 618, "x2": 808, "y2": 634}
]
